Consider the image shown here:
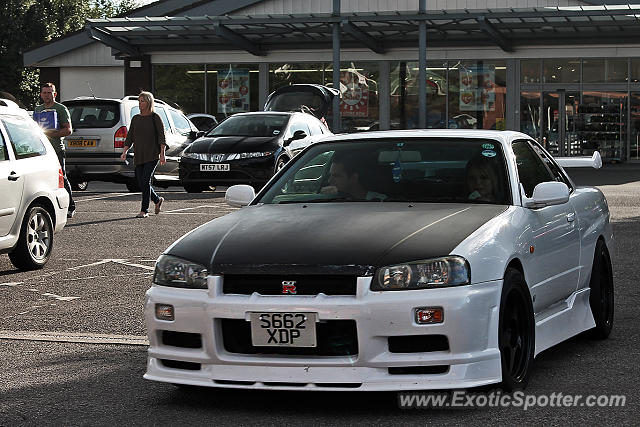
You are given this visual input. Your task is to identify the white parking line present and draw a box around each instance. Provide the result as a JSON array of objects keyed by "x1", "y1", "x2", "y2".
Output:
[
  {"x1": 162, "y1": 205, "x2": 218, "y2": 213},
  {"x1": 0, "y1": 330, "x2": 148, "y2": 345},
  {"x1": 0, "y1": 282, "x2": 22, "y2": 287},
  {"x1": 75, "y1": 192, "x2": 133, "y2": 202}
]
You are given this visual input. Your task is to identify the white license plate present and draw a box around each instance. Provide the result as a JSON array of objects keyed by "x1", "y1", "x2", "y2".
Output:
[
  {"x1": 200, "y1": 163, "x2": 229, "y2": 172},
  {"x1": 250, "y1": 312, "x2": 317, "y2": 347}
]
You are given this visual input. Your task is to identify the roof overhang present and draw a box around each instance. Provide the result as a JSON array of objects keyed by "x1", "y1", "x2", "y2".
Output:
[{"x1": 83, "y1": 5, "x2": 640, "y2": 58}]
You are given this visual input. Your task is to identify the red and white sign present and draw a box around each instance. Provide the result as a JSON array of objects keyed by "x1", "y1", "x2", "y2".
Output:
[{"x1": 340, "y1": 71, "x2": 369, "y2": 117}]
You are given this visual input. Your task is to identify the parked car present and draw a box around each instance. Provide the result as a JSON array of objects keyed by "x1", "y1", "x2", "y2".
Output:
[
  {"x1": 0, "y1": 98, "x2": 69, "y2": 270},
  {"x1": 187, "y1": 113, "x2": 218, "y2": 132},
  {"x1": 62, "y1": 96, "x2": 202, "y2": 192},
  {"x1": 145, "y1": 129, "x2": 613, "y2": 391},
  {"x1": 178, "y1": 84, "x2": 337, "y2": 192}
]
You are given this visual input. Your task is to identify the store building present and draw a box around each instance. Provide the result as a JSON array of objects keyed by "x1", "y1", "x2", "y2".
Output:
[{"x1": 24, "y1": 0, "x2": 640, "y2": 162}]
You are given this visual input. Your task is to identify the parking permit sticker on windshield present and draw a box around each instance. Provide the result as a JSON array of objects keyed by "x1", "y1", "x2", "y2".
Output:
[
  {"x1": 482, "y1": 150, "x2": 497, "y2": 158},
  {"x1": 482, "y1": 143, "x2": 495, "y2": 149}
]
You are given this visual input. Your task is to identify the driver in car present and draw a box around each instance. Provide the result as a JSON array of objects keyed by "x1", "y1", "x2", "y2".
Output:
[{"x1": 321, "y1": 151, "x2": 387, "y2": 201}]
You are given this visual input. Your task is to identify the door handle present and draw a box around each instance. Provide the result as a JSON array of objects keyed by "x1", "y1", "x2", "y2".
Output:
[
  {"x1": 567, "y1": 212, "x2": 575, "y2": 222},
  {"x1": 8, "y1": 172, "x2": 20, "y2": 181}
]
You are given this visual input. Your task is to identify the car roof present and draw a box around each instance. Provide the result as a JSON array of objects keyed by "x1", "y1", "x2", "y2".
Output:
[
  {"x1": 63, "y1": 96, "x2": 178, "y2": 110},
  {"x1": 225, "y1": 111, "x2": 294, "y2": 118},
  {"x1": 317, "y1": 129, "x2": 528, "y2": 144},
  {"x1": 0, "y1": 98, "x2": 32, "y2": 119}
]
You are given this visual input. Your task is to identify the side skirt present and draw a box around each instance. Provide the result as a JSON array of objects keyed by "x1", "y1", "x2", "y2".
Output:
[{"x1": 533, "y1": 288, "x2": 596, "y2": 356}]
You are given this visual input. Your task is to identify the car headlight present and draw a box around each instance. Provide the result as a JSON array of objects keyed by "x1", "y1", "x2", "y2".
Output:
[
  {"x1": 182, "y1": 152, "x2": 209, "y2": 161},
  {"x1": 371, "y1": 256, "x2": 470, "y2": 291},
  {"x1": 153, "y1": 255, "x2": 208, "y2": 289},
  {"x1": 226, "y1": 152, "x2": 273, "y2": 160}
]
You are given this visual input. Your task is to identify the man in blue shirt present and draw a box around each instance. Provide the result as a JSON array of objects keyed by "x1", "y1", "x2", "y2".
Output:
[{"x1": 35, "y1": 82, "x2": 76, "y2": 218}]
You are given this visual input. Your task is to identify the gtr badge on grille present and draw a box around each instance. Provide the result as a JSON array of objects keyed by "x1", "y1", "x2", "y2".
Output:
[{"x1": 282, "y1": 281, "x2": 297, "y2": 294}]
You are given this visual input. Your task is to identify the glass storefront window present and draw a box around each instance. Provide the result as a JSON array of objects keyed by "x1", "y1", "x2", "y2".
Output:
[
  {"x1": 543, "y1": 59, "x2": 580, "y2": 83},
  {"x1": 631, "y1": 59, "x2": 640, "y2": 83},
  {"x1": 390, "y1": 61, "x2": 447, "y2": 129},
  {"x1": 270, "y1": 62, "x2": 380, "y2": 133},
  {"x1": 521, "y1": 60, "x2": 541, "y2": 83},
  {"x1": 448, "y1": 60, "x2": 507, "y2": 130},
  {"x1": 153, "y1": 64, "x2": 205, "y2": 114},
  {"x1": 207, "y1": 64, "x2": 260, "y2": 122},
  {"x1": 579, "y1": 91, "x2": 627, "y2": 161},
  {"x1": 583, "y1": 59, "x2": 628, "y2": 83},
  {"x1": 520, "y1": 92, "x2": 541, "y2": 142},
  {"x1": 269, "y1": 63, "x2": 327, "y2": 91},
  {"x1": 630, "y1": 92, "x2": 640, "y2": 160}
]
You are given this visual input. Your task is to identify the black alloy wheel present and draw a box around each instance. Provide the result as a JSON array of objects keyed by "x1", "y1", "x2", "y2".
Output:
[
  {"x1": 586, "y1": 240, "x2": 614, "y2": 339},
  {"x1": 498, "y1": 268, "x2": 535, "y2": 391},
  {"x1": 8, "y1": 205, "x2": 54, "y2": 271}
]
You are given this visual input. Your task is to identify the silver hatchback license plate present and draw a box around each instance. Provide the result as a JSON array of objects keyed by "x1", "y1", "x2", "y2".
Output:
[
  {"x1": 249, "y1": 312, "x2": 317, "y2": 347},
  {"x1": 200, "y1": 163, "x2": 229, "y2": 172}
]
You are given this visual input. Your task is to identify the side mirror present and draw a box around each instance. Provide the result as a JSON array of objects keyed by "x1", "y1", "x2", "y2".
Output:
[
  {"x1": 523, "y1": 181, "x2": 569, "y2": 208},
  {"x1": 284, "y1": 130, "x2": 307, "y2": 147},
  {"x1": 189, "y1": 130, "x2": 205, "y2": 140},
  {"x1": 225, "y1": 184, "x2": 255, "y2": 207}
]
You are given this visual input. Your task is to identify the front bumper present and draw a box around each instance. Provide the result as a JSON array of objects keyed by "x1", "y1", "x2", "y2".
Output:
[
  {"x1": 179, "y1": 156, "x2": 275, "y2": 187},
  {"x1": 144, "y1": 276, "x2": 503, "y2": 391}
]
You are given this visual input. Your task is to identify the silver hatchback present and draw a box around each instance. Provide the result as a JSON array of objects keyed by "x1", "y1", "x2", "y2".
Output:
[{"x1": 62, "y1": 96, "x2": 201, "y2": 192}]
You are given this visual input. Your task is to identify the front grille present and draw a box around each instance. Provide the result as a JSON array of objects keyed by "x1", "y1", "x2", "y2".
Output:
[
  {"x1": 220, "y1": 319, "x2": 358, "y2": 356},
  {"x1": 222, "y1": 275, "x2": 357, "y2": 296}
]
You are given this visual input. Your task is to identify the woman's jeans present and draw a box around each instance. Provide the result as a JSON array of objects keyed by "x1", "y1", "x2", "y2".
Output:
[{"x1": 135, "y1": 160, "x2": 160, "y2": 212}]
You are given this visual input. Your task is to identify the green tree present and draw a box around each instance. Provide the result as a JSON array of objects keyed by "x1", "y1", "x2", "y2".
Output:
[{"x1": 0, "y1": 0, "x2": 139, "y2": 108}]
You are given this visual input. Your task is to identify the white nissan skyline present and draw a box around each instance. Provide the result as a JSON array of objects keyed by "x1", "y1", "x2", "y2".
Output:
[{"x1": 144, "y1": 130, "x2": 613, "y2": 392}]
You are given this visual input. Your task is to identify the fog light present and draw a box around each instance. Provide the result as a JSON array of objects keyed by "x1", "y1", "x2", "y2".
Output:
[
  {"x1": 156, "y1": 304, "x2": 175, "y2": 321},
  {"x1": 415, "y1": 307, "x2": 443, "y2": 324}
]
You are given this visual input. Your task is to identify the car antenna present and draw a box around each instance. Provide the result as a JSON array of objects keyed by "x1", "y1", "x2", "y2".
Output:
[{"x1": 86, "y1": 81, "x2": 96, "y2": 99}]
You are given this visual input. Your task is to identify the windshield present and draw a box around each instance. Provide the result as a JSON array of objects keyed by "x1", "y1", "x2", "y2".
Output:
[
  {"x1": 258, "y1": 138, "x2": 511, "y2": 205},
  {"x1": 207, "y1": 114, "x2": 289, "y2": 137}
]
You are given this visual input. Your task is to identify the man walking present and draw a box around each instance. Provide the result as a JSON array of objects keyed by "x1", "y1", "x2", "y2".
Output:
[{"x1": 35, "y1": 82, "x2": 76, "y2": 218}]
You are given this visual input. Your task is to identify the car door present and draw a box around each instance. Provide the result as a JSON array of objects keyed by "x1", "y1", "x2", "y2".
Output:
[
  {"x1": 0, "y1": 122, "x2": 23, "y2": 236},
  {"x1": 512, "y1": 139, "x2": 580, "y2": 313}
]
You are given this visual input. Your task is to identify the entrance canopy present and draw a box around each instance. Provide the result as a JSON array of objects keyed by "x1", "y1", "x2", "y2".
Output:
[{"x1": 86, "y1": 5, "x2": 640, "y2": 57}]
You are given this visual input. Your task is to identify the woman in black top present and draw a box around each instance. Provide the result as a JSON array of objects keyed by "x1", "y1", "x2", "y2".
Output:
[{"x1": 120, "y1": 91, "x2": 167, "y2": 218}]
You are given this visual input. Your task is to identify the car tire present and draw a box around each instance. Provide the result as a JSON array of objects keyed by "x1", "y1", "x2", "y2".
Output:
[
  {"x1": 184, "y1": 184, "x2": 205, "y2": 193},
  {"x1": 275, "y1": 156, "x2": 289, "y2": 173},
  {"x1": 71, "y1": 180, "x2": 89, "y2": 191},
  {"x1": 586, "y1": 240, "x2": 614, "y2": 339},
  {"x1": 498, "y1": 267, "x2": 535, "y2": 391},
  {"x1": 126, "y1": 179, "x2": 140, "y2": 193},
  {"x1": 8, "y1": 205, "x2": 54, "y2": 271}
]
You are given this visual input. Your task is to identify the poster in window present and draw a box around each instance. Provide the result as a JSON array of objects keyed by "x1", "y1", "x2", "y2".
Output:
[
  {"x1": 218, "y1": 68, "x2": 250, "y2": 113},
  {"x1": 459, "y1": 65, "x2": 495, "y2": 112},
  {"x1": 340, "y1": 70, "x2": 369, "y2": 117}
]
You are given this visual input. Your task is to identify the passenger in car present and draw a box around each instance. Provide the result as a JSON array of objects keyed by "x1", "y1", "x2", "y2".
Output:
[
  {"x1": 321, "y1": 151, "x2": 387, "y2": 201},
  {"x1": 465, "y1": 153, "x2": 501, "y2": 203}
]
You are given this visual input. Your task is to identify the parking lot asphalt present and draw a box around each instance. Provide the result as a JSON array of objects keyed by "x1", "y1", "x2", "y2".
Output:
[{"x1": 1, "y1": 166, "x2": 639, "y2": 425}]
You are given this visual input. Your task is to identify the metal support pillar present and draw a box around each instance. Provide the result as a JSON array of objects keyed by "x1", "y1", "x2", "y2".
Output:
[
  {"x1": 418, "y1": 0, "x2": 427, "y2": 128},
  {"x1": 332, "y1": 0, "x2": 341, "y2": 132}
]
